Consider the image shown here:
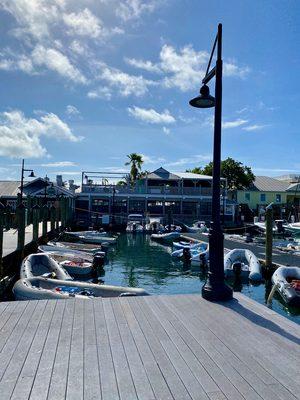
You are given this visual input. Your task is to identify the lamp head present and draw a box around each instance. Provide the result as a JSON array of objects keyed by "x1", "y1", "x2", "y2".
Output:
[
  {"x1": 189, "y1": 84, "x2": 215, "y2": 108},
  {"x1": 28, "y1": 171, "x2": 35, "y2": 178}
]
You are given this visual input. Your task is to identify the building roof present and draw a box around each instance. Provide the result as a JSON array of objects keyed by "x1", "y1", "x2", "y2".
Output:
[
  {"x1": 0, "y1": 181, "x2": 21, "y2": 197},
  {"x1": 252, "y1": 176, "x2": 290, "y2": 192},
  {"x1": 145, "y1": 167, "x2": 213, "y2": 181}
]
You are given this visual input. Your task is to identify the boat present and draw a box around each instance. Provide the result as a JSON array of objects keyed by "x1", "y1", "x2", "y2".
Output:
[
  {"x1": 271, "y1": 266, "x2": 300, "y2": 307},
  {"x1": 20, "y1": 253, "x2": 72, "y2": 280},
  {"x1": 190, "y1": 243, "x2": 210, "y2": 266},
  {"x1": 67, "y1": 230, "x2": 109, "y2": 237},
  {"x1": 254, "y1": 221, "x2": 278, "y2": 234},
  {"x1": 13, "y1": 277, "x2": 149, "y2": 301},
  {"x1": 171, "y1": 247, "x2": 203, "y2": 259},
  {"x1": 284, "y1": 222, "x2": 300, "y2": 235},
  {"x1": 173, "y1": 241, "x2": 202, "y2": 250},
  {"x1": 47, "y1": 241, "x2": 105, "y2": 253},
  {"x1": 60, "y1": 231, "x2": 117, "y2": 245},
  {"x1": 39, "y1": 245, "x2": 106, "y2": 260},
  {"x1": 126, "y1": 221, "x2": 144, "y2": 233},
  {"x1": 224, "y1": 249, "x2": 262, "y2": 281},
  {"x1": 184, "y1": 221, "x2": 208, "y2": 233},
  {"x1": 145, "y1": 218, "x2": 165, "y2": 233},
  {"x1": 164, "y1": 224, "x2": 182, "y2": 232},
  {"x1": 151, "y1": 232, "x2": 181, "y2": 242}
]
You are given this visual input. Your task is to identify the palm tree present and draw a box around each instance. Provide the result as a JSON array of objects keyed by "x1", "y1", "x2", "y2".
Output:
[{"x1": 125, "y1": 153, "x2": 144, "y2": 183}]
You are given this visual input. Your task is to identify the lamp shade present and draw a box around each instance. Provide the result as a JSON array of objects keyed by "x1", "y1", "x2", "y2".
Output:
[
  {"x1": 28, "y1": 171, "x2": 35, "y2": 178},
  {"x1": 189, "y1": 84, "x2": 215, "y2": 108}
]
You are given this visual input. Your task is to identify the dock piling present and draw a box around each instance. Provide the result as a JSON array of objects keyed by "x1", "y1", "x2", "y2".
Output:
[
  {"x1": 265, "y1": 206, "x2": 273, "y2": 268},
  {"x1": 17, "y1": 203, "x2": 26, "y2": 255},
  {"x1": 32, "y1": 204, "x2": 40, "y2": 243},
  {"x1": 42, "y1": 204, "x2": 49, "y2": 238},
  {"x1": 0, "y1": 202, "x2": 5, "y2": 276}
]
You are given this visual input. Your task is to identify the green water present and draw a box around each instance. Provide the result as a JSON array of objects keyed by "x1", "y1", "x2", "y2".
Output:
[{"x1": 101, "y1": 233, "x2": 300, "y2": 324}]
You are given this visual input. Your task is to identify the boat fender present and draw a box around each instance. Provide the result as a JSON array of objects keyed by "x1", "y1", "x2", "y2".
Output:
[{"x1": 232, "y1": 262, "x2": 242, "y2": 277}]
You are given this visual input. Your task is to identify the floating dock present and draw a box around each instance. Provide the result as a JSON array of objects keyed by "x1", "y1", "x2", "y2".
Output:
[{"x1": 0, "y1": 293, "x2": 299, "y2": 400}]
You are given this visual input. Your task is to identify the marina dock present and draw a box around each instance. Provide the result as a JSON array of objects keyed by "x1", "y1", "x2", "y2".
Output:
[
  {"x1": 0, "y1": 293, "x2": 299, "y2": 400},
  {"x1": 182, "y1": 233, "x2": 300, "y2": 267}
]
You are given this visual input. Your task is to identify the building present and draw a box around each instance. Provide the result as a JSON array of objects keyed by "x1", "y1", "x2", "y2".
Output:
[
  {"x1": 76, "y1": 167, "x2": 235, "y2": 224},
  {"x1": 236, "y1": 175, "x2": 300, "y2": 213}
]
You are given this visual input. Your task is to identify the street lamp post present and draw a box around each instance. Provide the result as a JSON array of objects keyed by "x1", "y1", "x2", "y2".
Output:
[
  {"x1": 20, "y1": 159, "x2": 36, "y2": 203},
  {"x1": 189, "y1": 23, "x2": 232, "y2": 301}
]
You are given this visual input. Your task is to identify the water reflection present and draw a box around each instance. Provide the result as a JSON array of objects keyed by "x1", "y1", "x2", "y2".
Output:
[{"x1": 97, "y1": 233, "x2": 299, "y2": 323}]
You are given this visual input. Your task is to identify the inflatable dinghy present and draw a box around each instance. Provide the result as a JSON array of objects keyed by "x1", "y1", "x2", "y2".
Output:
[
  {"x1": 271, "y1": 266, "x2": 300, "y2": 307},
  {"x1": 47, "y1": 241, "x2": 106, "y2": 253},
  {"x1": 151, "y1": 232, "x2": 180, "y2": 242},
  {"x1": 20, "y1": 254, "x2": 72, "y2": 280},
  {"x1": 224, "y1": 249, "x2": 262, "y2": 281}
]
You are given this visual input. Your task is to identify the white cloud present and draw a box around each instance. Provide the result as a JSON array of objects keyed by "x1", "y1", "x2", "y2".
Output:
[
  {"x1": 125, "y1": 57, "x2": 162, "y2": 73},
  {"x1": 163, "y1": 127, "x2": 170, "y2": 135},
  {"x1": 141, "y1": 154, "x2": 166, "y2": 164},
  {"x1": 128, "y1": 106, "x2": 175, "y2": 124},
  {"x1": 93, "y1": 63, "x2": 156, "y2": 97},
  {"x1": 116, "y1": 0, "x2": 160, "y2": 21},
  {"x1": 242, "y1": 124, "x2": 268, "y2": 131},
  {"x1": 127, "y1": 44, "x2": 250, "y2": 92},
  {"x1": 87, "y1": 87, "x2": 112, "y2": 100},
  {"x1": 31, "y1": 45, "x2": 87, "y2": 84},
  {"x1": 0, "y1": 110, "x2": 82, "y2": 158},
  {"x1": 63, "y1": 8, "x2": 102, "y2": 39},
  {"x1": 66, "y1": 105, "x2": 80, "y2": 117},
  {"x1": 41, "y1": 161, "x2": 77, "y2": 167},
  {"x1": 166, "y1": 154, "x2": 212, "y2": 167},
  {"x1": 222, "y1": 119, "x2": 248, "y2": 129}
]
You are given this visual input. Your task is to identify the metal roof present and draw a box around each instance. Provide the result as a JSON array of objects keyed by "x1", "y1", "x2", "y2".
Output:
[
  {"x1": 252, "y1": 176, "x2": 290, "y2": 192},
  {"x1": 145, "y1": 168, "x2": 213, "y2": 181},
  {"x1": 0, "y1": 181, "x2": 21, "y2": 197}
]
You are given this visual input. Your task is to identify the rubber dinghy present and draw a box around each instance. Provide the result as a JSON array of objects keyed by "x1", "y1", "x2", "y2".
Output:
[
  {"x1": 62, "y1": 232, "x2": 117, "y2": 245},
  {"x1": 151, "y1": 232, "x2": 181, "y2": 242},
  {"x1": 190, "y1": 243, "x2": 209, "y2": 266},
  {"x1": 271, "y1": 266, "x2": 300, "y2": 307},
  {"x1": 224, "y1": 249, "x2": 262, "y2": 281},
  {"x1": 13, "y1": 277, "x2": 149, "y2": 301},
  {"x1": 47, "y1": 241, "x2": 105, "y2": 253},
  {"x1": 20, "y1": 254, "x2": 72, "y2": 280},
  {"x1": 173, "y1": 241, "x2": 202, "y2": 250}
]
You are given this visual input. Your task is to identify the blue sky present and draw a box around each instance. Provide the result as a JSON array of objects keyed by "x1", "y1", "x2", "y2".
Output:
[{"x1": 0, "y1": 0, "x2": 299, "y2": 183}]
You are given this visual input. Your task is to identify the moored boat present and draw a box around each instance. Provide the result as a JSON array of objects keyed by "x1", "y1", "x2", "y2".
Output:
[
  {"x1": 20, "y1": 253, "x2": 72, "y2": 280},
  {"x1": 224, "y1": 249, "x2": 262, "y2": 281},
  {"x1": 47, "y1": 241, "x2": 105, "y2": 253},
  {"x1": 13, "y1": 277, "x2": 149, "y2": 301},
  {"x1": 271, "y1": 266, "x2": 300, "y2": 307},
  {"x1": 151, "y1": 232, "x2": 181, "y2": 242}
]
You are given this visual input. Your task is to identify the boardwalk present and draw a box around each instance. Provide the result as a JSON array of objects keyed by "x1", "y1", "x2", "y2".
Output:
[
  {"x1": 182, "y1": 232, "x2": 300, "y2": 267},
  {"x1": 0, "y1": 293, "x2": 299, "y2": 400}
]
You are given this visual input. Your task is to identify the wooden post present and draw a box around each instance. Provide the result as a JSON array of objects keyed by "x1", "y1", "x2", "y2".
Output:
[
  {"x1": 42, "y1": 204, "x2": 49, "y2": 237},
  {"x1": 17, "y1": 203, "x2": 26, "y2": 253},
  {"x1": 27, "y1": 195, "x2": 32, "y2": 225},
  {"x1": 32, "y1": 204, "x2": 40, "y2": 243},
  {"x1": 50, "y1": 204, "x2": 56, "y2": 232},
  {"x1": 0, "y1": 202, "x2": 5, "y2": 277},
  {"x1": 61, "y1": 198, "x2": 66, "y2": 229},
  {"x1": 265, "y1": 206, "x2": 273, "y2": 268},
  {"x1": 55, "y1": 201, "x2": 60, "y2": 231}
]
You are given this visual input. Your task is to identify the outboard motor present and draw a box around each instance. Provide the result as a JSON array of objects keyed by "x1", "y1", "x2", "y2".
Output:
[
  {"x1": 232, "y1": 261, "x2": 242, "y2": 277},
  {"x1": 182, "y1": 248, "x2": 191, "y2": 263},
  {"x1": 93, "y1": 253, "x2": 105, "y2": 269},
  {"x1": 245, "y1": 232, "x2": 253, "y2": 243},
  {"x1": 132, "y1": 223, "x2": 137, "y2": 233},
  {"x1": 199, "y1": 252, "x2": 207, "y2": 268},
  {"x1": 276, "y1": 220, "x2": 285, "y2": 235}
]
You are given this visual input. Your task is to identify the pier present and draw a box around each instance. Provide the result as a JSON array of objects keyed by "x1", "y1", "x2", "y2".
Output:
[{"x1": 0, "y1": 293, "x2": 299, "y2": 400}]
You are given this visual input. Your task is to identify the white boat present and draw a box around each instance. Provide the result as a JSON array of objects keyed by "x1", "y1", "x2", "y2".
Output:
[
  {"x1": 145, "y1": 218, "x2": 165, "y2": 233},
  {"x1": 185, "y1": 221, "x2": 208, "y2": 233},
  {"x1": 284, "y1": 222, "x2": 300, "y2": 235},
  {"x1": 164, "y1": 224, "x2": 182, "y2": 232},
  {"x1": 173, "y1": 241, "x2": 202, "y2": 250},
  {"x1": 126, "y1": 221, "x2": 144, "y2": 233},
  {"x1": 47, "y1": 241, "x2": 105, "y2": 253},
  {"x1": 171, "y1": 247, "x2": 203, "y2": 259},
  {"x1": 271, "y1": 266, "x2": 300, "y2": 307},
  {"x1": 224, "y1": 249, "x2": 262, "y2": 281},
  {"x1": 20, "y1": 254, "x2": 72, "y2": 281},
  {"x1": 13, "y1": 277, "x2": 149, "y2": 301},
  {"x1": 151, "y1": 232, "x2": 181, "y2": 242},
  {"x1": 39, "y1": 245, "x2": 104, "y2": 260},
  {"x1": 254, "y1": 221, "x2": 278, "y2": 234},
  {"x1": 190, "y1": 243, "x2": 209, "y2": 266},
  {"x1": 62, "y1": 232, "x2": 117, "y2": 244},
  {"x1": 66, "y1": 230, "x2": 109, "y2": 237}
]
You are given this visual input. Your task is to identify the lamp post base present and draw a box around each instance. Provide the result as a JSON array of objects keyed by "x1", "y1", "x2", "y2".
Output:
[{"x1": 202, "y1": 276, "x2": 233, "y2": 302}]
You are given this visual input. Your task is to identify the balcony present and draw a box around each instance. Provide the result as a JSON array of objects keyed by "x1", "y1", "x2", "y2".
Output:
[{"x1": 81, "y1": 184, "x2": 213, "y2": 197}]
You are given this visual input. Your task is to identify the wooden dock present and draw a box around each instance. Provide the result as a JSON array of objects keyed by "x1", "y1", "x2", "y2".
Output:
[{"x1": 0, "y1": 293, "x2": 299, "y2": 400}]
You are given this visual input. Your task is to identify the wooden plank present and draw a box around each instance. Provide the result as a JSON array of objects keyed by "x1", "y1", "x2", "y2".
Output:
[
  {"x1": 9, "y1": 301, "x2": 56, "y2": 400},
  {"x1": 47, "y1": 299, "x2": 75, "y2": 400},
  {"x1": 103, "y1": 298, "x2": 138, "y2": 400},
  {"x1": 120, "y1": 298, "x2": 174, "y2": 400},
  {"x1": 178, "y1": 295, "x2": 299, "y2": 399},
  {"x1": 65, "y1": 299, "x2": 85, "y2": 400},
  {"x1": 111, "y1": 298, "x2": 155, "y2": 400},
  {"x1": 128, "y1": 297, "x2": 193, "y2": 400},
  {"x1": 83, "y1": 299, "x2": 102, "y2": 400},
  {"x1": 29, "y1": 300, "x2": 66, "y2": 400},
  {"x1": 0, "y1": 300, "x2": 47, "y2": 399},
  {"x1": 93, "y1": 298, "x2": 120, "y2": 400}
]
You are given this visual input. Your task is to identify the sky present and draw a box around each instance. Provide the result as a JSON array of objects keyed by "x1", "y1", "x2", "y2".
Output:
[{"x1": 0, "y1": 0, "x2": 299, "y2": 184}]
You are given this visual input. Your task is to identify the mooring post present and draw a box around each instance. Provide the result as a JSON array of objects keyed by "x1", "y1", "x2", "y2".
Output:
[
  {"x1": 61, "y1": 198, "x2": 66, "y2": 229},
  {"x1": 17, "y1": 203, "x2": 26, "y2": 254},
  {"x1": 27, "y1": 195, "x2": 32, "y2": 224},
  {"x1": 265, "y1": 204, "x2": 273, "y2": 268},
  {"x1": 32, "y1": 204, "x2": 40, "y2": 243},
  {"x1": 0, "y1": 202, "x2": 5, "y2": 277},
  {"x1": 50, "y1": 204, "x2": 56, "y2": 232},
  {"x1": 55, "y1": 201, "x2": 60, "y2": 231},
  {"x1": 42, "y1": 204, "x2": 49, "y2": 238}
]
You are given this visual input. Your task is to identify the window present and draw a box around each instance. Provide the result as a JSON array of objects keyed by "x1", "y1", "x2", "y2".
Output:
[
  {"x1": 260, "y1": 193, "x2": 266, "y2": 202},
  {"x1": 276, "y1": 194, "x2": 281, "y2": 203},
  {"x1": 245, "y1": 193, "x2": 250, "y2": 201}
]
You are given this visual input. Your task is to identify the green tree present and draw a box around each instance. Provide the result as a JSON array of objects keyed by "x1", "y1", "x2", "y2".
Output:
[
  {"x1": 186, "y1": 166, "x2": 204, "y2": 175},
  {"x1": 125, "y1": 153, "x2": 144, "y2": 183},
  {"x1": 187, "y1": 157, "x2": 255, "y2": 190}
]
